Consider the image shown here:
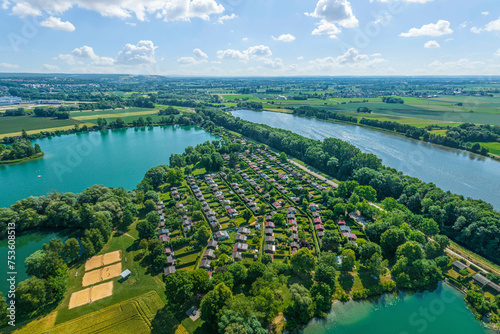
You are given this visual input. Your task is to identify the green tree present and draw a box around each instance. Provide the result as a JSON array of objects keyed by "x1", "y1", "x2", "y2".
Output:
[
  {"x1": 359, "y1": 242, "x2": 382, "y2": 263},
  {"x1": 213, "y1": 271, "x2": 235, "y2": 290},
  {"x1": 340, "y1": 249, "x2": 355, "y2": 272},
  {"x1": 247, "y1": 262, "x2": 266, "y2": 282},
  {"x1": 366, "y1": 253, "x2": 387, "y2": 277},
  {"x1": 137, "y1": 220, "x2": 156, "y2": 240},
  {"x1": 144, "y1": 199, "x2": 156, "y2": 213},
  {"x1": 291, "y1": 248, "x2": 317, "y2": 278},
  {"x1": 165, "y1": 271, "x2": 193, "y2": 305},
  {"x1": 195, "y1": 226, "x2": 210, "y2": 246},
  {"x1": 227, "y1": 262, "x2": 247, "y2": 284},
  {"x1": 396, "y1": 241, "x2": 425, "y2": 263},
  {"x1": 279, "y1": 152, "x2": 288, "y2": 163},
  {"x1": 314, "y1": 263, "x2": 336, "y2": 289},
  {"x1": 200, "y1": 283, "x2": 234, "y2": 326},
  {"x1": 285, "y1": 284, "x2": 314, "y2": 325},
  {"x1": 380, "y1": 228, "x2": 406, "y2": 257},
  {"x1": 242, "y1": 209, "x2": 252, "y2": 223},
  {"x1": 166, "y1": 168, "x2": 184, "y2": 186},
  {"x1": 321, "y1": 230, "x2": 342, "y2": 253},
  {"x1": 63, "y1": 238, "x2": 80, "y2": 262},
  {"x1": 190, "y1": 269, "x2": 210, "y2": 294}
]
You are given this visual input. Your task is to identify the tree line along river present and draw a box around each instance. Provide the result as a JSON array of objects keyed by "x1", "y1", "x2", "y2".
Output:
[
  {"x1": 232, "y1": 109, "x2": 500, "y2": 210},
  {"x1": 0, "y1": 120, "x2": 496, "y2": 333}
]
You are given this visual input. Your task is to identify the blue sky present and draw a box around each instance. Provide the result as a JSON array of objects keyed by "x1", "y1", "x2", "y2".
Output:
[{"x1": 0, "y1": 0, "x2": 498, "y2": 75}]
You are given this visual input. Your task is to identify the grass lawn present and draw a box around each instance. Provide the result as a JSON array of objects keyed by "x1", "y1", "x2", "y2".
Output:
[
  {"x1": 0, "y1": 116, "x2": 82, "y2": 135},
  {"x1": 473, "y1": 141, "x2": 500, "y2": 156},
  {"x1": 71, "y1": 109, "x2": 159, "y2": 121}
]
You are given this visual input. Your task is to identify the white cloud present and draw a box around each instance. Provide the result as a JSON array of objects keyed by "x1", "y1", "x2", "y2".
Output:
[
  {"x1": 482, "y1": 11, "x2": 489, "y2": 16},
  {"x1": 371, "y1": 53, "x2": 382, "y2": 57},
  {"x1": 216, "y1": 49, "x2": 249, "y2": 62},
  {"x1": 126, "y1": 22, "x2": 137, "y2": 26},
  {"x1": 400, "y1": 20, "x2": 453, "y2": 37},
  {"x1": 495, "y1": 49, "x2": 500, "y2": 57},
  {"x1": 311, "y1": 19, "x2": 342, "y2": 38},
  {"x1": 308, "y1": 48, "x2": 384, "y2": 71},
  {"x1": 177, "y1": 56, "x2": 207, "y2": 66},
  {"x1": 0, "y1": 62, "x2": 20, "y2": 69},
  {"x1": 216, "y1": 45, "x2": 274, "y2": 65},
  {"x1": 42, "y1": 64, "x2": 60, "y2": 71},
  {"x1": 217, "y1": 13, "x2": 236, "y2": 24},
  {"x1": 469, "y1": 18, "x2": 500, "y2": 34},
  {"x1": 193, "y1": 48, "x2": 208, "y2": 59},
  {"x1": 72, "y1": 46, "x2": 99, "y2": 59},
  {"x1": 242, "y1": 37, "x2": 248, "y2": 41},
  {"x1": 306, "y1": 0, "x2": 358, "y2": 37},
  {"x1": 4, "y1": 0, "x2": 225, "y2": 22},
  {"x1": 297, "y1": 56, "x2": 304, "y2": 60},
  {"x1": 459, "y1": 21, "x2": 469, "y2": 28},
  {"x1": 424, "y1": 40, "x2": 440, "y2": 48},
  {"x1": 445, "y1": 38, "x2": 454, "y2": 42},
  {"x1": 116, "y1": 40, "x2": 157, "y2": 65},
  {"x1": 272, "y1": 34, "x2": 296, "y2": 42},
  {"x1": 40, "y1": 16, "x2": 75, "y2": 31},
  {"x1": 245, "y1": 45, "x2": 272, "y2": 58}
]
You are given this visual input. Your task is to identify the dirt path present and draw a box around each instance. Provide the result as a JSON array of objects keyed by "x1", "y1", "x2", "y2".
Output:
[{"x1": 113, "y1": 229, "x2": 136, "y2": 240}]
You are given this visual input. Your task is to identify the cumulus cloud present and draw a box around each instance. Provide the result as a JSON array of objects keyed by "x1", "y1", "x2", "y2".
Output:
[
  {"x1": 0, "y1": 62, "x2": 20, "y2": 69},
  {"x1": 4, "y1": 0, "x2": 225, "y2": 22},
  {"x1": 424, "y1": 40, "x2": 440, "y2": 48},
  {"x1": 216, "y1": 45, "x2": 276, "y2": 66},
  {"x1": 400, "y1": 20, "x2": 453, "y2": 37},
  {"x1": 306, "y1": 0, "x2": 358, "y2": 38},
  {"x1": 116, "y1": 40, "x2": 157, "y2": 65},
  {"x1": 470, "y1": 17, "x2": 500, "y2": 33},
  {"x1": 193, "y1": 48, "x2": 208, "y2": 59},
  {"x1": 55, "y1": 41, "x2": 157, "y2": 69},
  {"x1": 40, "y1": 16, "x2": 75, "y2": 31},
  {"x1": 272, "y1": 34, "x2": 296, "y2": 42},
  {"x1": 245, "y1": 45, "x2": 272, "y2": 58},
  {"x1": 217, "y1": 13, "x2": 236, "y2": 24},
  {"x1": 311, "y1": 20, "x2": 341, "y2": 38},
  {"x1": 216, "y1": 49, "x2": 249, "y2": 62},
  {"x1": 308, "y1": 48, "x2": 384, "y2": 71}
]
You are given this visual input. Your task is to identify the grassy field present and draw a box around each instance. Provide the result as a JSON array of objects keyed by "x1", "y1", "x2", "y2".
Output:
[
  {"x1": 341, "y1": 111, "x2": 461, "y2": 128},
  {"x1": 0, "y1": 116, "x2": 81, "y2": 135},
  {"x1": 472, "y1": 141, "x2": 500, "y2": 156}
]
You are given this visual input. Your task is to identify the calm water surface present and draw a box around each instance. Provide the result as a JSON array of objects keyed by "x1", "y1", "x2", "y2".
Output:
[
  {"x1": 304, "y1": 283, "x2": 494, "y2": 334},
  {"x1": 0, "y1": 125, "x2": 217, "y2": 207},
  {"x1": 232, "y1": 110, "x2": 500, "y2": 210}
]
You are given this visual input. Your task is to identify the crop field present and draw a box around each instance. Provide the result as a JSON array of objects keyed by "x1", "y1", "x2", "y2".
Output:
[
  {"x1": 37, "y1": 292, "x2": 167, "y2": 334},
  {"x1": 340, "y1": 112, "x2": 461, "y2": 127},
  {"x1": 0, "y1": 116, "x2": 80, "y2": 135}
]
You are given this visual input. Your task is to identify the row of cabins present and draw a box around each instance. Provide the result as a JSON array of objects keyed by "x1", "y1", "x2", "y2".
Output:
[
  {"x1": 452, "y1": 261, "x2": 500, "y2": 295},
  {"x1": 200, "y1": 239, "x2": 219, "y2": 270}
]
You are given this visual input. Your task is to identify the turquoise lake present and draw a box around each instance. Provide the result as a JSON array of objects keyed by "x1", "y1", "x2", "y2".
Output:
[{"x1": 0, "y1": 125, "x2": 217, "y2": 207}]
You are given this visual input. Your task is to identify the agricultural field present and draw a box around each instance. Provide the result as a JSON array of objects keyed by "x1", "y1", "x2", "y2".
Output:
[{"x1": 0, "y1": 116, "x2": 81, "y2": 135}]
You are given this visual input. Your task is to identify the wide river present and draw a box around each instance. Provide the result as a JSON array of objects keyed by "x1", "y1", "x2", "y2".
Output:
[
  {"x1": 232, "y1": 110, "x2": 500, "y2": 210},
  {"x1": 304, "y1": 283, "x2": 494, "y2": 334},
  {"x1": 0, "y1": 125, "x2": 217, "y2": 207}
]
